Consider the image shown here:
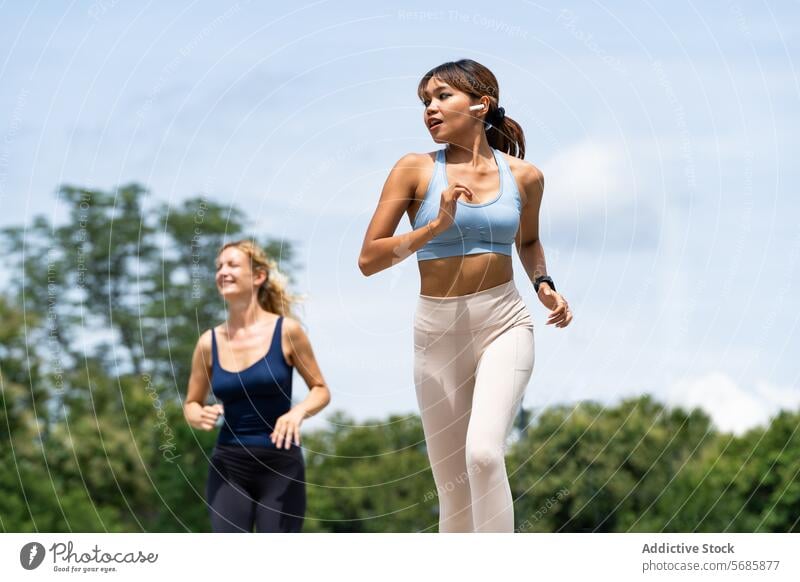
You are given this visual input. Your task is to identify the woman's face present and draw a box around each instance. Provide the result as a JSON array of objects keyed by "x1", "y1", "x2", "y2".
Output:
[
  {"x1": 215, "y1": 247, "x2": 264, "y2": 300},
  {"x1": 421, "y1": 77, "x2": 482, "y2": 143}
]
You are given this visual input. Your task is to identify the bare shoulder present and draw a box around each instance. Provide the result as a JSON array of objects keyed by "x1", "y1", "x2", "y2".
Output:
[
  {"x1": 389, "y1": 152, "x2": 437, "y2": 200},
  {"x1": 281, "y1": 316, "x2": 307, "y2": 342},
  {"x1": 195, "y1": 328, "x2": 214, "y2": 361},
  {"x1": 391, "y1": 152, "x2": 434, "y2": 180},
  {"x1": 395, "y1": 151, "x2": 435, "y2": 168},
  {"x1": 502, "y1": 153, "x2": 544, "y2": 207},
  {"x1": 281, "y1": 316, "x2": 308, "y2": 367},
  {"x1": 200, "y1": 327, "x2": 214, "y2": 345}
]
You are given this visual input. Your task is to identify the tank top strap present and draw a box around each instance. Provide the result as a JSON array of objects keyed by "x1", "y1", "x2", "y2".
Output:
[
  {"x1": 492, "y1": 147, "x2": 510, "y2": 178},
  {"x1": 427, "y1": 148, "x2": 446, "y2": 198},
  {"x1": 210, "y1": 327, "x2": 218, "y2": 369},
  {"x1": 271, "y1": 316, "x2": 284, "y2": 352},
  {"x1": 493, "y1": 148, "x2": 522, "y2": 209},
  {"x1": 413, "y1": 150, "x2": 446, "y2": 229}
]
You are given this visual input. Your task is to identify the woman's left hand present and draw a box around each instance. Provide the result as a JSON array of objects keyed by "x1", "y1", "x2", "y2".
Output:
[
  {"x1": 537, "y1": 284, "x2": 573, "y2": 328},
  {"x1": 271, "y1": 406, "x2": 307, "y2": 449}
]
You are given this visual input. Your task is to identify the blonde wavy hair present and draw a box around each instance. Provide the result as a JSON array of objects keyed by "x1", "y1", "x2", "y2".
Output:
[{"x1": 217, "y1": 239, "x2": 301, "y2": 318}]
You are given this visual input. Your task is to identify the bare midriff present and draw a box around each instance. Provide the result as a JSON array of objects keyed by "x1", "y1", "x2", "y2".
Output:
[{"x1": 418, "y1": 253, "x2": 513, "y2": 297}]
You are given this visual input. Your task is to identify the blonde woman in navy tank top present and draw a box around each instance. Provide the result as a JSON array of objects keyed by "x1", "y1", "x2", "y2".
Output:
[
  {"x1": 183, "y1": 239, "x2": 331, "y2": 532},
  {"x1": 359, "y1": 59, "x2": 573, "y2": 532}
]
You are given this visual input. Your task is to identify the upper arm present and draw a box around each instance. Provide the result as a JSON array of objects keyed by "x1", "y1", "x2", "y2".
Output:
[
  {"x1": 360, "y1": 153, "x2": 424, "y2": 249},
  {"x1": 185, "y1": 330, "x2": 213, "y2": 407},
  {"x1": 284, "y1": 317, "x2": 327, "y2": 391},
  {"x1": 515, "y1": 163, "x2": 545, "y2": 250}
]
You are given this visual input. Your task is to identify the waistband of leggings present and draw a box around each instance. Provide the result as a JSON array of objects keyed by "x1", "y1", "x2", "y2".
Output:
[
  {"x1": 414, "y1": 280, "x2": 528, "y2": 332},
  {"x1": 213, "y1": 442, "x2": 304, "y2": 458},
  {"x1": 417, "y1": 279, "x2": 519, "y2": 304}
]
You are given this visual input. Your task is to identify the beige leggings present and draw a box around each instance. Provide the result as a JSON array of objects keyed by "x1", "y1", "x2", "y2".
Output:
[{"x1": 414, "y1": 280, "x2": 535, "y2": 532}]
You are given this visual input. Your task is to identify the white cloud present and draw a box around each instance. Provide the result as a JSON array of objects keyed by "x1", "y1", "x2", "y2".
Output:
[{"x1": 665, "y1": 372, "x2": 800, "y2": 435}]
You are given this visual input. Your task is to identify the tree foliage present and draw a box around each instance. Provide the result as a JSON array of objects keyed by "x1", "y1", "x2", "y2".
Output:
[{"x1": 1, "y1": 184, "x2": 797, "y2": 532}]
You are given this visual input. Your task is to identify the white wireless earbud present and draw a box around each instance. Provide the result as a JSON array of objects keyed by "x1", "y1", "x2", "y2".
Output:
[{"x1": 469, "y1": 104, "x2": 485, "y2": 111}]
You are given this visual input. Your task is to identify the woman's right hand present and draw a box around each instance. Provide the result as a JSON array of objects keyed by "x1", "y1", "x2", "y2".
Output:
[
  {"x1": 433, "y1": 182, "x2": 475, "y2": 233},
  {"x1": 191, "y1": 403, "x2": 224, "y2": 431}
]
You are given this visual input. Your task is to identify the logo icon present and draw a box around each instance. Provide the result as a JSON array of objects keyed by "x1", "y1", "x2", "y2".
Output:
[{"x1": 20, "y1": 542, "x2": 46, "y2": 570}]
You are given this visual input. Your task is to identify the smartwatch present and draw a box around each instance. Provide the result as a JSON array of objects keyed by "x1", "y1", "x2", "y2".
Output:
[{"x1": 534, "y1": 275, "x2": 555, "y2": 293}]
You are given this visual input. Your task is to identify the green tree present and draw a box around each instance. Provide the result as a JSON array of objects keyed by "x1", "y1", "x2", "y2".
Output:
[
  {"x1": 509, "y1": 395, "x2": 722, "y2": 532},
  {"x1": 302, "y1": 411, "x2": 436, "y2": 532},
  {"x1": 1, "y1": 183, "x2": 297, "y2": 532},
  {"x1": 2, "y1": 183, "x2": 798, "y2": 533}
]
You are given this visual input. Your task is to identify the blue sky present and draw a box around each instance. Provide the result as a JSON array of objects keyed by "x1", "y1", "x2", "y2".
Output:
[{"x1": 1, "y1": 0, "x2": 798, "y2": 436}]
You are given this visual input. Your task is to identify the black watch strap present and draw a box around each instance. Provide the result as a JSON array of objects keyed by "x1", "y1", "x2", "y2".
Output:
[{"x1": 534, "y1": 275, "x2": 555, "y2": 293}]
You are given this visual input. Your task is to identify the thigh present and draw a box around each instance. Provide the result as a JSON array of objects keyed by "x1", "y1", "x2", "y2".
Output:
[
  {"x1": 413, "y1": 327, "x2": 476, "y2": 456},
  {"x1": 468, "y1": 324, "x2": 535, "y2": 449},
  {"x1": 252, "y1": 447, "x2": 306, "y2": 533},
  {"x1": 206, "y1": 451, "x2": 256, "y2": 533}
]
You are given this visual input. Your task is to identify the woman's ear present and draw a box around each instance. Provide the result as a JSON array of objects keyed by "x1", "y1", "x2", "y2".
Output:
[
  {"x1": 254, "y1": 268, "x2": 268, "y2": 288},
  {"x1": 479, "y1": 96, "x2": 491, "y2": 120}
]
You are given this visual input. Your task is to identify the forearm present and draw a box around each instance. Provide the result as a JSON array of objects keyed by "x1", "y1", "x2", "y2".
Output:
[
  {"x1": 518, "y1": 238, "x2": 549, "y2": 289},
  {"x1": 183, "y1": 401, "x2": 203, "y2": 428},
  {"x1": 359, "y1": 219, "x2": 441, "y2": 276},
  {"x1": 294, "y1": 385, "x2": 331, "y2": 418}
]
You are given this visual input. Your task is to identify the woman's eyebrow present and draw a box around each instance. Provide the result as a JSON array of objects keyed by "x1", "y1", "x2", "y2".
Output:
[{"x1": 422, "y1": 85, "x2": 449, "y2": 98}]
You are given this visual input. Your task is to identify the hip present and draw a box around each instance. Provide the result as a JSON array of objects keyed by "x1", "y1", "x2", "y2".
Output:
[
  {"x1": 414, "y1": 279, "x2": 533, "y2": 335},
  {"x1": 211, "y1": 442, "x2": 305, "y2": 473},
  {"x1": 208, "y1": 443, "x2": 305, "y2": 490}
]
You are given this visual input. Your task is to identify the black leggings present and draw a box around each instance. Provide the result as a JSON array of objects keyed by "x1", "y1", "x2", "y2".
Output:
[{"x1": 206, "y1": 443, "x2": 306, "y2": 532}]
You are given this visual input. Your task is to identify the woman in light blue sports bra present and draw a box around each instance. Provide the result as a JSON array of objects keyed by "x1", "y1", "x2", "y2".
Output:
[{"x1": 359, "y1": 59, "x2": 573, "y2": 532}]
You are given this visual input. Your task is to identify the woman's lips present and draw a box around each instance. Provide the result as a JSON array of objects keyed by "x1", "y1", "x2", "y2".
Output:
[{"x1": 430, "y1": 121, "x2": 443, "y2": 131}]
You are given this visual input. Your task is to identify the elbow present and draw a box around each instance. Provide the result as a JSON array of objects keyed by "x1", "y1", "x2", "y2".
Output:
[
  {"x1": 310, "y1": 385, "x2": 332, "y2": 413},
  {"x1": 358, "y1": 253, "x2": 376, "y2": 277}
]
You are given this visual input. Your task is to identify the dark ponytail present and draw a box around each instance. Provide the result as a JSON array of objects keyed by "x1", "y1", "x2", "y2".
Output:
[
  {"x1": 417, "y1": 59, "x2": 526, "y2": 159},
  {"x1": 486, "y1": 105, "x2": 525, "y2": 159}
]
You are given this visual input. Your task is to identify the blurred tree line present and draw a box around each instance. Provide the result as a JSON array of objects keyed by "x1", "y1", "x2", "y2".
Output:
[{"x1": 0, "y1": 184, "x2": 797, "y2": 532}]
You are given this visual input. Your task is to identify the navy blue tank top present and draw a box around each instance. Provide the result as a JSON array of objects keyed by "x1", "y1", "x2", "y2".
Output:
[{"x1": 210, "y1": 316, "x2": 293, "y2": 448}]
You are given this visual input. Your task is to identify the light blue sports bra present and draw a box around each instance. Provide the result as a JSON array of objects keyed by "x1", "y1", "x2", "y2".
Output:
[{"x1": 412, "y1": 147, "x2": 522, "y2": 261}]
